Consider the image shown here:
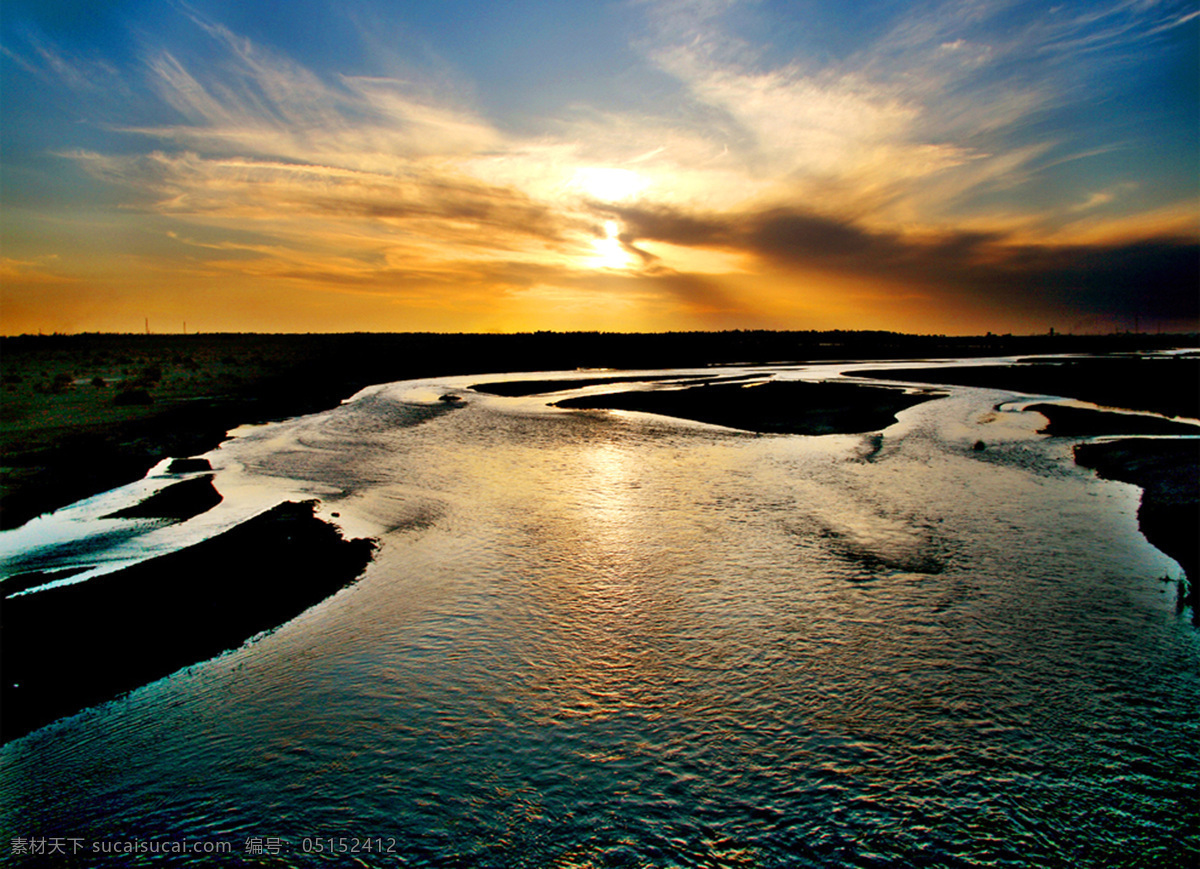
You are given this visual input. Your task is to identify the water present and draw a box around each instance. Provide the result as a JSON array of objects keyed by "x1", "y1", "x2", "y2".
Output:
[{"x1": 2, "y1": 360, "x2": 1197, "y2": 867}]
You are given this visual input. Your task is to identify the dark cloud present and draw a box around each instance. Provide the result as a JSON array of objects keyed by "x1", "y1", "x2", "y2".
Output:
[
  {"x1": 986, "y1": 240, "x2": 1199, "y2": 321},
  {"x1": 608, "y1": 202, "x2": 1199, "y2": 325}
]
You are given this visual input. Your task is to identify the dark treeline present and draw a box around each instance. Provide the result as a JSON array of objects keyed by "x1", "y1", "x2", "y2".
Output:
[{"x1": 5, "y1": 327, "x2": 1195, "y2": 369}]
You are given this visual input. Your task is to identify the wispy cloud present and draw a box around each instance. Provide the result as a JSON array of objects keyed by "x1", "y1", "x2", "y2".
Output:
[
  {"x1": 6, "y1": 0, "x2": 1194, "y2": 333},
  {"x1": 0, "y1": 256, "x2": 74, "y2": 284}
]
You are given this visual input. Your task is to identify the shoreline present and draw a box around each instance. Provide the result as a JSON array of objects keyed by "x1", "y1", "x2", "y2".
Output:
[
  {"x1": 0, "y1": 500, "x2": 376, "y2": 743},
  {"x1": 1074, "y1": 439, "x2": 1199, "y2": 614}
]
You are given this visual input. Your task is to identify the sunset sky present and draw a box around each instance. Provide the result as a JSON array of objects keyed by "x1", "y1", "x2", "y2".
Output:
[{"x1": 2, "y1": 0, "x2": 1197, "y2": 335}]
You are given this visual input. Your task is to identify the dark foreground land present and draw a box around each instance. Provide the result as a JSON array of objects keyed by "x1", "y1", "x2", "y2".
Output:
[
  {"x1": 0, "y1": 500, "x2": 376, "y2": 743},
  {"x1": 4, "y1": 330, "x2": 1192, "y2": 529}
]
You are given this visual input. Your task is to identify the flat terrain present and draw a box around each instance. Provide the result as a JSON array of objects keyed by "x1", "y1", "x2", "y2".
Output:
[
  {"x1": 2, "y1": 332, "x2": 1195, "y2": 527},
  {"x1": 2, "y1": 331, "x2": 1197, "y2": 740}
]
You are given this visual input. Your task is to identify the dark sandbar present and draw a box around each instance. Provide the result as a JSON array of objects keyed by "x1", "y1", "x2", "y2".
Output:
[
  {"x1": 554, "y1": 380, "x2": 939, "y2": 435},
  {"x1": 1029, "y1": 404, "x2": 1200, "y2": 437},
  {"x1": 470, "y1": 374, "x2": 691, "y2": 397},
  {"x1": 101, "y1": 475, "x2": 223, "y2": 521},
  {"x1": 166, "y1": 457, "x2": 214, "y2": 474},
  {"x1": 0, "y1": 500, "x2": 376, "y2": 743},
  {"x1": 1074, "y1": 439, "x2": 1199, "y2": 610},
  {"x1": 853, "y1": 357, "x2": 1200, "y2": 419}
]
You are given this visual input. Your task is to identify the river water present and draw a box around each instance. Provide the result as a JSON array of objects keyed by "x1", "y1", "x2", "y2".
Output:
[{"x1": 2, "y1": 359, "x2": 1197, "y2": 867}]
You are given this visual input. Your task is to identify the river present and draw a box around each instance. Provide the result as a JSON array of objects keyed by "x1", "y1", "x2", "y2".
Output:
[{"x1": 1, "y1": 358, "x2": 1197, "y2": 867}]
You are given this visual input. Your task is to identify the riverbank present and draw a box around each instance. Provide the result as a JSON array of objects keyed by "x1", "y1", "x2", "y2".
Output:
[
  {"x1": 1035, "y1": 405, "x2": 1199, "y2": 608},
  {"x1": 0, "y1": 500, "x2": 376, "y2": 743},
  {"x1": 1074, "y1": 439, "x2": 1199, "y2": 613},
  {"x1": 1029, "y1": 404, "x2": 1199, "y2": 437}
]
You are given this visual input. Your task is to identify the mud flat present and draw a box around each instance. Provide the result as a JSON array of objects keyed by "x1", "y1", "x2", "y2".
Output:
[
  {"x1": 553, "y1": 379, "x2": 940, "y2": 435},
  {"x1": 0, "y1": 501, "x2": 376, "y2": 743}
]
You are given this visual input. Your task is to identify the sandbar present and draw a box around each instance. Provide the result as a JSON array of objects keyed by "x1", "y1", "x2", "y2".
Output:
[
  {"x1": 1029, "y1": 404, "x2": 1199, "y2": 437},
  {"x1": 1074, "y1": 439, "x2": 1199, "y2": 612},
  {"x1": 0, "y1": 500, "x2": 376, "y2": 743},
  {"x1": 854, "y1": 357, "x2": 1200, "y2": 419},
  {"x1": 553, "y1": 379, "x2": 940, "y2": 436},
  {"x1": 101, "y1": 475, "x2": 223, "y2": 521}
]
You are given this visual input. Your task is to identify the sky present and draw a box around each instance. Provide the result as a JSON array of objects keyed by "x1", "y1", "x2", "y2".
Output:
[{"x1": 1, "y1": 0, "x2": 1197, "y2": 335}]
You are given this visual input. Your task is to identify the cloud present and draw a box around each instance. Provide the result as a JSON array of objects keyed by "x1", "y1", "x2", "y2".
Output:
[
  {"x1": 0, "y1": 256, "x2": 75, "y2": 284},
  {"x1": 3, "y1": 32, "x2": 123, "y2": 93},
  {"x1": 608, "y1": 200, "x2": 1199, "y2": 322},
  {"x1": 632, "y1": 0, "x2": 1198, "y2": 233},
  {"x1": 9, "y1": 1, "x2": 1194, "y2": 334},
  {"x1": 71, "y1": 149, "x2": 574, "y2": 243}
]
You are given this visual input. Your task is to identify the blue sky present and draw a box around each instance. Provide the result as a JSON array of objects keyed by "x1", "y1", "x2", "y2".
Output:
[{"x1": 2, "y1": 0, "x2": 1197, "y2": 334}]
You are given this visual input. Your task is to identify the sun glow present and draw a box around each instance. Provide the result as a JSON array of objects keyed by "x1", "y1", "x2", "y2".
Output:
[
  {"x1": 590, "y1": 220, "x2": 635, "y2": 269},
  {"x1": 571, "y1": 167, "x2": 648, "y2": 203}
]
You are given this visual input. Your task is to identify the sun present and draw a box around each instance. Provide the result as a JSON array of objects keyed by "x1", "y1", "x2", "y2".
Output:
[
  {"x1": 590, "y1": 220, "x2": 635, "y2": 269},
  {"x1": 571, "y1": 167, "x2": 648, "y2": 202}
]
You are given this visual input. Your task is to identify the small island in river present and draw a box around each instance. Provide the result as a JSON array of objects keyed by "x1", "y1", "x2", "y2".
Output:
[{"x1": 551, "y1": 379, "x2": 940, "y2": 436}]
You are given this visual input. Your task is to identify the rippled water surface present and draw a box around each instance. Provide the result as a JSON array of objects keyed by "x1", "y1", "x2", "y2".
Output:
[{"x1": 2, "y1": 361, "x2": 1198, "y2": 867}]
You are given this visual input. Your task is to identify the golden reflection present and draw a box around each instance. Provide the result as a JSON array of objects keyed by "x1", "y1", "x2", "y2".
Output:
[{"x1": 578, "y1": 439, "x2": 638, "y2": 535}]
